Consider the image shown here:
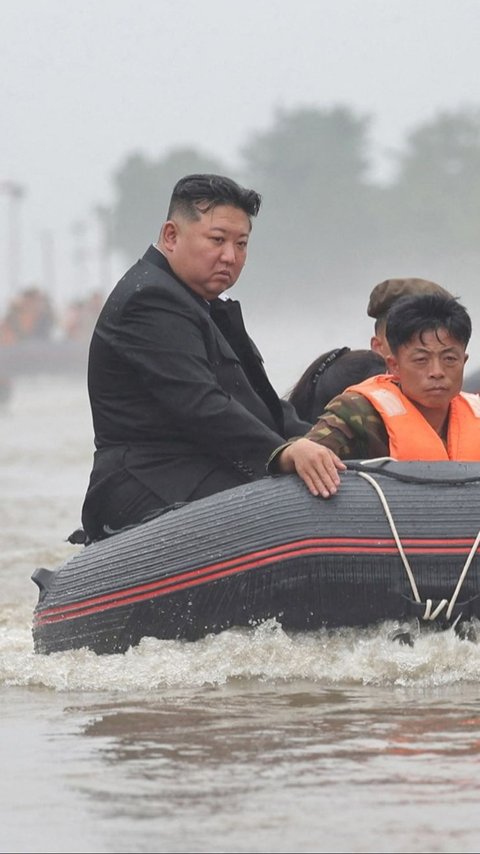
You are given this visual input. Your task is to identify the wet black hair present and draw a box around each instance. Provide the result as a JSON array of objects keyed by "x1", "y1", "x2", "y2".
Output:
[
  {"x1": 386, "y1": 293, "x2": 472, "y2": 354},
  {"x1": 288, "y1": 347, "x2": 386, "y2": 422},
  {"x1": 167, "y1": 174, "x2": 262, "y2": 222}
]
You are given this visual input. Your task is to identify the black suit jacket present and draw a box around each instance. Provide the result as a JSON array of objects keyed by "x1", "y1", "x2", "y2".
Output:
[{"x1": 82, "y1": 246, "x2": 311, "y2": 526}]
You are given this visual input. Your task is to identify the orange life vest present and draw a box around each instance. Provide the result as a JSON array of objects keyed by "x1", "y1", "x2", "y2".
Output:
[{"x1": 345, "y1": 374, "x2": 480, "y2": 461}]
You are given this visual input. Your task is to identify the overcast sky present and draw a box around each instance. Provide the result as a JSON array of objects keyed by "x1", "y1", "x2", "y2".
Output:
[{"x1": 2, "y1": 0, "x2": 480, "y2": 318}]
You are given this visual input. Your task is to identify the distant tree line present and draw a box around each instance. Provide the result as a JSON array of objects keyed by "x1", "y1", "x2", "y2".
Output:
[{"x1": 103, "y1": 105, "x2": 480, "y2": 314}]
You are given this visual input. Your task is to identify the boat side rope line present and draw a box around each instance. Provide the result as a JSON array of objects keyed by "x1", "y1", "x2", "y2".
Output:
[
  {"x1": 356, "y1": 471, "x2": 422, "y2": 605},
  {"x1": 346, "y1": 456, "x2": 480, "y2": 485},
  {"x1": 445, "y1": 528, "x2": 480, "y2": 619},
  {"x1": 356, "y1": 469, "x2": 480, "y2": 622}
]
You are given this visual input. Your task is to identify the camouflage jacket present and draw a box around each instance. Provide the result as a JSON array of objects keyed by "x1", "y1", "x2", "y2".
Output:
[
  {"x1": 268, "y1": 391, "x2": 390, "y2": 471},
  {"x1": 305, "y1": 391, "x2": 390, "y2": 458}
]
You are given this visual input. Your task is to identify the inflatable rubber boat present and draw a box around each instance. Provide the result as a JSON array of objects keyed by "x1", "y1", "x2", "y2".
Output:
[{"x1": 31, "y1": 460, "x2": 480, "y2": 655}]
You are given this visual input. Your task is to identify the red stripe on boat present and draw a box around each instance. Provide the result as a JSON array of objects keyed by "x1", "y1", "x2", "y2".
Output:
[{"x1": 34, "y1": 535, "x2": 479, "y2": 626}]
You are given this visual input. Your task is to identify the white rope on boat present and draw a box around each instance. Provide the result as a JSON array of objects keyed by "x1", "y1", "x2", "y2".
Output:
[
  {"x1": 356, "y1": 470, "x2": 422, "y2": 606},
  {"x1": 356, "y1": 466, "x2": 480, "y2": 623},
  {"x1": 446, "y1": 529, "x2": 480, "y2": 620}
]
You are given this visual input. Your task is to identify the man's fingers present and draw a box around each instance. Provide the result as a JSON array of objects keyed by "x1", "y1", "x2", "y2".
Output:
[
  {"x1": 290, "y1": 440, "x2": 346, "y2": 498},
  {"x1": 300, "y1": 462, "x2": 339, "y2": 498},
  {"x1": 277, "y1": 439, "x2": 347, "y2": 499}
]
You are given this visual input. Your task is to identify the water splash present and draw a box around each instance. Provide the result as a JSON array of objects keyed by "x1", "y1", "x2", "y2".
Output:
[{"x1": 2, "y1": 616, "x2": 480, "y2": 693}]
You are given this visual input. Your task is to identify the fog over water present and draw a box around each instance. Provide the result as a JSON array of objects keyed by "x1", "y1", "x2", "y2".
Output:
[{"x1": 2, "y1": 0, "x2": 480, "y2": 385}]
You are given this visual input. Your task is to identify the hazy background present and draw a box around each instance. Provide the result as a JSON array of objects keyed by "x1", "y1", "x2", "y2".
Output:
[{"x1": 3, "y1": 0, "x2": 480, "y2": 391}]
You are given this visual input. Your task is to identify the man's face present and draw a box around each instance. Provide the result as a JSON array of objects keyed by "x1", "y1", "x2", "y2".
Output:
[
  {"x1": 386, "y1": 328, "x2": 468, "y2": 414},
  {"x1": 163, "y1": 204, "x2": 251, "y2": 300}
]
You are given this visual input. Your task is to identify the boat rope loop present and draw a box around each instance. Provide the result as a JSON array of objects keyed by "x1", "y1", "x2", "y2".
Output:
[{"x1": 356, "y1": 468, "x2": 480, "y2": 623}]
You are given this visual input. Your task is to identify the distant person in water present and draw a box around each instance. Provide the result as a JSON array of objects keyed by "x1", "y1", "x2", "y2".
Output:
[
  {"x1": 271, "y1": 292, "x2": 480, "y2": 498},
  {"x1": 288, "y1": 347, "x2": 386, "y2": 423},
  {"x1": 80, "y1": 173, "x2": 311, "y2": 543},
  {"x1": 368, "y1": 277, "x2": 453, "y2": 358},
  {"x1": 0, "y1": 287, "x2": 56, "y2": 344}
]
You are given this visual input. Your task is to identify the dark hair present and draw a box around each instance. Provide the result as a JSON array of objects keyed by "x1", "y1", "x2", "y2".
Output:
[
  {"x1": 386, "y1": 293, "x2": 472, "y2": 354},
  {"x1": 167, "y1": 174, "x2": 262, "y2": 222},
  {"x1": 288, "y1": 347, "x2": 386, "y2": 422}
]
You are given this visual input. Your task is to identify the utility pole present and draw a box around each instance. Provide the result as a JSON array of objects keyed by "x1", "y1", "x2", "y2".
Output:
[
  {"x1": 93, "y1": 204, "x2": 113, "y2": 294},
  {"x1": 40, "y1": 228, "x2": 56, "y2": 305},
  {"x1": 71, "y1": 218, "x2": 89, "y2": 301},
  {"x1": 0, "y1": 180, "x2": 26, "y2": 305}
]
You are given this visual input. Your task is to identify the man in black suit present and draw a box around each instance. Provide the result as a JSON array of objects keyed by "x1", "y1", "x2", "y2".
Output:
[{"x1": 81, "y1": 173, "x2": 311, "y2": 542}]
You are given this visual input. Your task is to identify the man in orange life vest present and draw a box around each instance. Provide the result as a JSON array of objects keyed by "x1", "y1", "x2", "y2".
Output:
[{"x1": 270, "y1": 291, "x2": 480, "y2": 498}]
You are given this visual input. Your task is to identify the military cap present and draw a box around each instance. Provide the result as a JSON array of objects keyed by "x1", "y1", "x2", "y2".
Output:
[{"x1": 367, "y1": 277, "x2": 452, "y2": 319}]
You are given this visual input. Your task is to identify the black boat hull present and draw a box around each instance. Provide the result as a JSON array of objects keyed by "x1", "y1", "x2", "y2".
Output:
[{"x1": 32, "y1": 462, "x2": 480, "y2": 655}]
